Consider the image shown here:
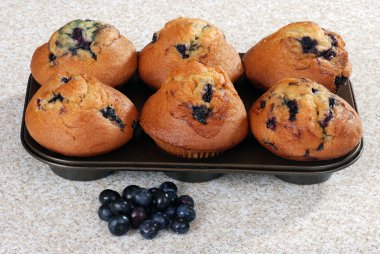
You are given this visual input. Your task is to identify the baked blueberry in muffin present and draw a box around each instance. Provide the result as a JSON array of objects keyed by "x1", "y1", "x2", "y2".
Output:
[
  {"x1": 139, "y1": 17, "x2": 243, "y2": 89},
  {"x1": 140, "y1": 61, "x2": 248, "y2": 158},
  {"x1": 243, "y1": 21, "x2": 351, "y2": 93},
  {"x1": 25, "y1": 73, "x2": 138, "y2": 156},
  {"x1": 250, "y1": 78, "x2": 362, "y2": 161},
  {"x1": 31, "y1": 19, "x2": 137, "y2": 87}
]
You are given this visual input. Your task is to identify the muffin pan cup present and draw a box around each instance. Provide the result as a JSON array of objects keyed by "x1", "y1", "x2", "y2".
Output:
[{"x1": 20, "y1": 55, "x2": 363, "y2": 185}]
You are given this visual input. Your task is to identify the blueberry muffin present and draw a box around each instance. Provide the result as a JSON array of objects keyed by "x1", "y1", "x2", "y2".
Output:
[
  {"x1": 250, "y1": 78, "x2": 362, "y2": 161},
  {"x1": 243, "y1": 21, "x2": 351, "y2": 93},
  {"x1": 25, "y1": 74, "x2": 138, "y2": 157},
  {"x1": 139, "y1": 17, "x2": 243, "y2": 89},
  {"x1": 140, "y1": 61, "x2": 248, "y2": 158},
  {"x1": 31, "y1": 19, "x2": 137, "y2": 87}
]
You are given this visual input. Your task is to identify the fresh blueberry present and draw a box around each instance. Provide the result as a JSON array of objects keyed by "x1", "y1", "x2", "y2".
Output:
[
  {"x1": 170, "y1": 218, "x2": 190, "y2": 234},
  {"x1": 98, "y1": 204, "x2": 113, "y2": 221},
  {"x1": 177, "y1": 195, "x2": 194, "y2": 208},
  {"x1": 122, "y1": 185, "x2": 140, "y2": 203},
  {"x1": 166, "y1": 191, "x2": 178, "y2": 204},
  {"x1": 129, "y1": 202, "x2": 136, "y2": 211},
  {"x1": 159, "y1": 181, "x2": 178, "y2": 194},
  {"x1": 164, "y1": 206, "x2": 177, "y2": 219},
  {"x1": 152, "y1": 190, "x2": 170, "y2": 211},
  {"x1": 145, "y1": 205, "x2": 158, "y2": 216},
  {"x1": 176, "y1": 204, "x2": 196, "y2": 222},
  {"x1": 151, "y1": 212, "x2": 170, "y2": 229},
  {"x1": 130, "y1": 207, "x2": 147, "y2": 228},
  {"x1": 133, "y1": 188, "x2": 152, "y2": 207},
  {"x1": 109, "y1": 199, "x2": 131, "y2": 215},
  {"x1": 139, "y1": 220, "x2": 159, "y2": 239},
  {"x1": 148, "y1": 187, "x2": 159, "y2": 195},
  {"x1": 108, "y1": 215, "x2": 130, "y2": 236},
  {"x1": 99, "y1": 189, "x2": 121, "y2": 205}
]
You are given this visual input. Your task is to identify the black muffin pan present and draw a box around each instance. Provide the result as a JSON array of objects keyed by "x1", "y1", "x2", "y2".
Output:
[{"x1": 20, "y1": 55, "x2": 363, "y2": 185}]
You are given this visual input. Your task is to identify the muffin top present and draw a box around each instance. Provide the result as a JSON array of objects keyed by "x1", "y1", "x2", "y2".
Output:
[
  {"x1": 278, "y1": 22, "x2": 348, "y2": 78},
  {"x1": 250, "y1": 78, "x2": 362, "y2": 160},
  {"x1": 276, "y1": 22, "x2": 342, "y2": 59},
  {"x1": 31, "y1": 73, "x2": 130, "y2": 131},
  {"x1": 31, "y1": 19, "x2": 137, "y2": 87},
  {"x1": 139, "y1": 17, "x2": 243, "y2": 89},
  {"x1": 141, "y1": 60, "x2": 248, "y2": 150},
  {"x1": 48, "y1": 19, "x2": 120, "y2": 64},
  {"x1": 148, "y1": 17, "x2": 224, "y2": 60},
  {"x1": 243, "y1": 21, "x2": 351, "y2": 92},
  {"x1": 254, "y1": 78, "x2": 340, "y2": 131},
  {"x1": 26, "y1": 72, "x2": 138, "y2": 156},
  {"x1": 161, "y1": 61, "x2": 237, "y2": 137}
]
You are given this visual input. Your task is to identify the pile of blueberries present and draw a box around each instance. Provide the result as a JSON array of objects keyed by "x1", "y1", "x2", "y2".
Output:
[{"x1": 98, "y1": 182, "x2": 196, "y2": 239}]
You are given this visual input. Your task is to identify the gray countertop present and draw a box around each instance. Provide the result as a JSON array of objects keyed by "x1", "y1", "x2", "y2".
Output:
[{"x1": 1, "y1": 0, "x2": 379, "y2": 253}]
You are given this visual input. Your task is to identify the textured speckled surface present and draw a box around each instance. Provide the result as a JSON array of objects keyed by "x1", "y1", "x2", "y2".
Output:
[{"x1": 1, "y1": 0, "x2": 379, "y2": 253}]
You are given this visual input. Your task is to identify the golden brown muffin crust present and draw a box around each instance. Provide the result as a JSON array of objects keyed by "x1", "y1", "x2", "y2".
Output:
[
  {"x1": 31, "y1": 19, "x2": 137, "y2": 87},
  {"x1": 25, "y1": 74, "x2": 138, "y2": 156},
  {"x1": 140, "y1": 61, "x2": 248, "y2": 155},
  {"x1": 250, "y1": 78, "x2": 362, "y2": 161},
  {"x1": 139, "y1": 17, "x2": 243, "y2": 89},
  {"x1": 243, "y1": 21, "x2": 351, "y2": 93}
]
